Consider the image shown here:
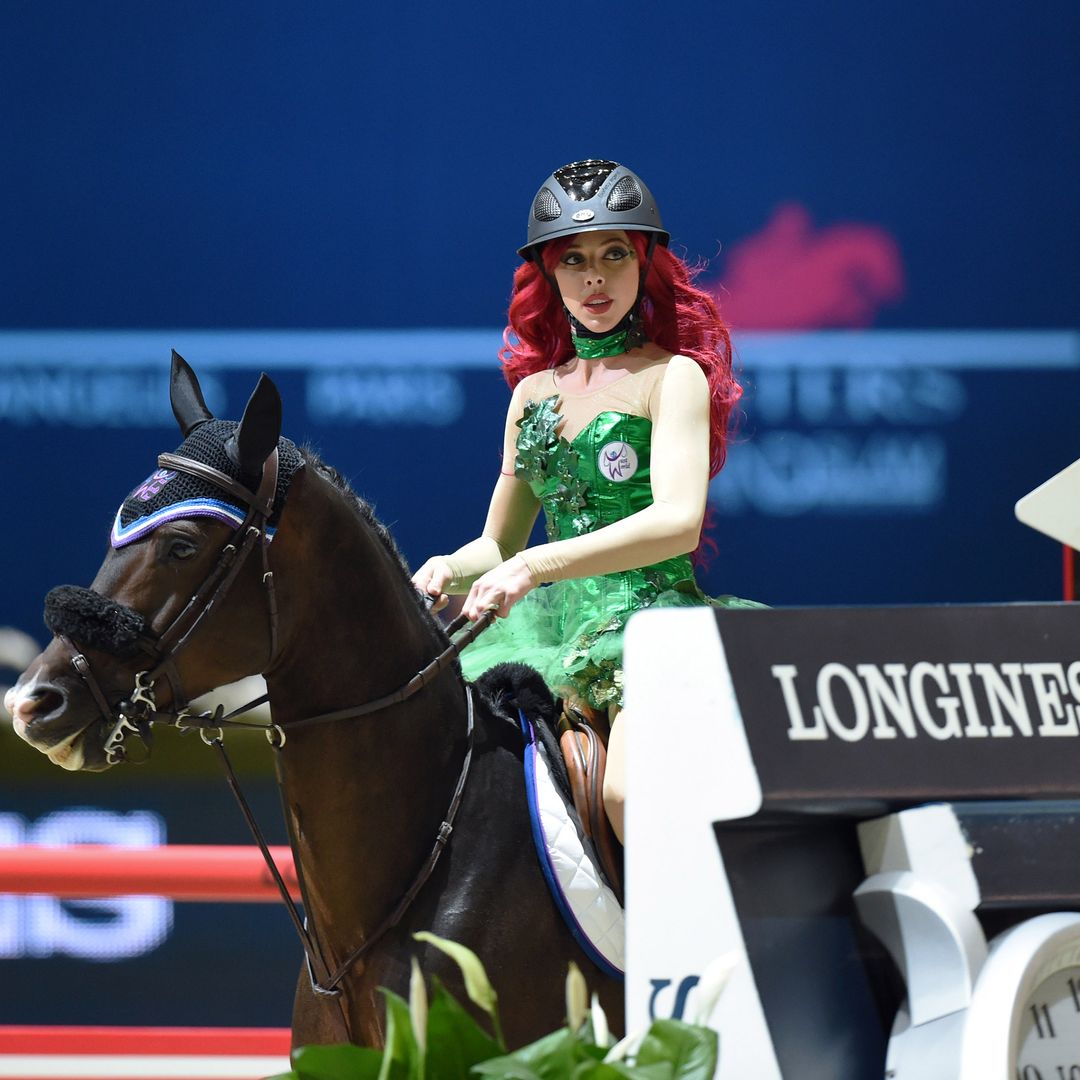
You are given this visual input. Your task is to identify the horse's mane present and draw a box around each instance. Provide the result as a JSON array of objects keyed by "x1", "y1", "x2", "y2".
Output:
[{"x1": 300, "y1": 446, "x2": 437, "y2": 626}]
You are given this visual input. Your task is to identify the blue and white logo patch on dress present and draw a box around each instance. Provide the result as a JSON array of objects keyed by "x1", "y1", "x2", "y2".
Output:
[{"x1": 597, "y1": 441, "x2": 638, "y2": 483}]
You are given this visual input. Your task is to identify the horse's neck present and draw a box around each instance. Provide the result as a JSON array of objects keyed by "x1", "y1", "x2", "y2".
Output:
[
  {"x1": 266, "y1": 468, "x2": 466, "y2": 948},
  {"x1": 268, "y1": 472, "x2": 437, "y2": 701}
]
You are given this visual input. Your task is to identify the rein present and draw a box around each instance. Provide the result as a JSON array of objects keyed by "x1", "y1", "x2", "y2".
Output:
[
  {"x1": 172, "y1": 606, "x2": 494, "y2": 741},
  {"x1": 60, "y1": 448, "x2": 284, "y2": 766},
  {"x1": 58, "y1": 447, "x2": 497, "y2": 1022},
  {"x1": 212, "y1": 680, "x2": 480, "y2": 1000}
]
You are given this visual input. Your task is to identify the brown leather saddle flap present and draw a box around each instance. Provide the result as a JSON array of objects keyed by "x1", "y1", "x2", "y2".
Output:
[{"x1": 559, "y1": 712, "x2": 623, "y2": 903}]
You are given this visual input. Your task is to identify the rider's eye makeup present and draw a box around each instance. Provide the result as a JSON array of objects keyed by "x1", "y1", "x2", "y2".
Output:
[{"x1": 560, "y1": 245, "x2": 631, "y2": 267}]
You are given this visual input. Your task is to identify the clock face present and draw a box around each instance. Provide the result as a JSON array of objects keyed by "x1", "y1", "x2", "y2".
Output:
[
  {"x1": 1015, "y1": 965, "x2": 1080, "y2": 1079},
  {"x1": 957, "y1": 914, "x2": 1080, "y2": 1080}
]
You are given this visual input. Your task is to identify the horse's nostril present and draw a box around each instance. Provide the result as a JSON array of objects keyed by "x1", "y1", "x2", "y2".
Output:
[{"x1": 24, "y1": 685, "x2": 66, "y2": 719}]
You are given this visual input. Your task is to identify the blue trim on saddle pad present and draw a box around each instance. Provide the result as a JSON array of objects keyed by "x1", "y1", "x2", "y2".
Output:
[{"x1": 517, "y1": 709, "x2": 625, "y2": 980}]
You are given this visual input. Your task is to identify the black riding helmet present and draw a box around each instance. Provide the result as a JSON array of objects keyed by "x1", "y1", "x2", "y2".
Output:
[
  {"x1": 518, "y1": 159, "x2": 669, "y2": 259},
  {"x1": 519, "y1": 160, "x2": 670, "y2": 349}
]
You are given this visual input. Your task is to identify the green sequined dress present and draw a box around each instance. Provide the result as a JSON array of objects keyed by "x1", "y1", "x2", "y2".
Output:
[{"x1": 458, "y1": 394, "x2": 763, "y2": 709}]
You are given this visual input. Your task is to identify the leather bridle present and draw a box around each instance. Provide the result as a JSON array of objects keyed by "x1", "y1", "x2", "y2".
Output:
[
  {"x1": 56, "y1": 447, "x2": 283, "y2": 765},
  {"x1": 53, "y1": 444, "x2": 494, "y2": 1029}
]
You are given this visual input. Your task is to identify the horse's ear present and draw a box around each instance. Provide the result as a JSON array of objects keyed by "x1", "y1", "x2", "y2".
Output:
[
  {"x1": 230, "y1": 373, "x2": 281, "y2": 487},
  {"x1": 170, "y1": 350, "x2": 215, "y2": 435}
]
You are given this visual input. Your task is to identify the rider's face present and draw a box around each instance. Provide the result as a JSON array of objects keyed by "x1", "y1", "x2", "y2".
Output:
[{"x1": 552, "y1": 230, "x2": 639, "y2": 336}]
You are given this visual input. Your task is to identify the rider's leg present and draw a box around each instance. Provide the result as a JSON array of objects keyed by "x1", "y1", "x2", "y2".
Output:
[{"x1": 603, "y1": 706, "x2": 625, "y2": 844}]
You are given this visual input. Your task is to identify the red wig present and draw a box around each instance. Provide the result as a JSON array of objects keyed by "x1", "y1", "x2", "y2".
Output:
[{"x1": 499, "y1": 232, "x2": 740, "y2": 479}]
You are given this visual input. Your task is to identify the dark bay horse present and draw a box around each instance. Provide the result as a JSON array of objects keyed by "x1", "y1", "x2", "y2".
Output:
[{"x1": 5, "y1": 354, "x2": 623, "y2": 1048}]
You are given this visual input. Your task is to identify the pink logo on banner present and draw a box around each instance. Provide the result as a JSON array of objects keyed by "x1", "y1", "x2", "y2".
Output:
[{"x1": 709, "y1": 203, "x2": 905, "y2": 329}]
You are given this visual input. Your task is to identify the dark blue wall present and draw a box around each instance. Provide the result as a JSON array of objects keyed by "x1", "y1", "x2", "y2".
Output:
[
  {"x1": 1, "y1": 1, "x2": 1079, "y2": 1045},
  {"x1": 3, "y1": 1, "x2": 1078, "y2": 624},
  {"x1": 3, "y1": 2, "x2": 1078, "y2": 329}
]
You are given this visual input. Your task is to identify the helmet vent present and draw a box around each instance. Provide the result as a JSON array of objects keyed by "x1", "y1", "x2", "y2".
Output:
[
  {"x1": 532, "y1": 187, "x2": 562, "y2": 223},
  {"x1": 607, "y1": 175, "x2": 643, "y2": 212},
  {"x1": 554, "y1": 159, "x2": 617, "y2": 201}
]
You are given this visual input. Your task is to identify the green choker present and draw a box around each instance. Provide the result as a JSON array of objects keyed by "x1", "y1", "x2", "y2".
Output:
[{"x1": 571, "y1": 329, "x2": 629, "y2": 359}]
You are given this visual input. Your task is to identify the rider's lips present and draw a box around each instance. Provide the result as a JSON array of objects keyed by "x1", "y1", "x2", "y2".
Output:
[{"x1": 584, "y1": 293, "x2": 613, "y2": 314}]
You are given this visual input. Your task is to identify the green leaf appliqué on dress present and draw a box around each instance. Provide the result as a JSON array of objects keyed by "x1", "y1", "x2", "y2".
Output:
[{"x1": 515, "y1": 396, "x2": 596, "y2": 541}]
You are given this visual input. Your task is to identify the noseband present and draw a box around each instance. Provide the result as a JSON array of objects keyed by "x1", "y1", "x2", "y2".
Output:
[{"x1": 45, "y1": 448, "x2": 283, "y2": 765}]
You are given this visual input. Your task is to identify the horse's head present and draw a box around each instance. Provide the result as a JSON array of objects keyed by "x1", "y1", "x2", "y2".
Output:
[{"x1": 5, "y1": 352, "x2": 305, "y2": 771}]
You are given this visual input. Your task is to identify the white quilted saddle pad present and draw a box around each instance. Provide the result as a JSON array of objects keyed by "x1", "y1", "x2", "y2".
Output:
[{"x1": 519, "y1": 711, "x2": 625, "y2": 977}]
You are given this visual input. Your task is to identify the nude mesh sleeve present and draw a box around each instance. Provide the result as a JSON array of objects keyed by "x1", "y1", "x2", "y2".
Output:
[
  {"x1": 519, "y1": 356, "x2": 710, "y2": 584},
  {"x1": 441, "y1": 382, "x2": 541, "y2": 591}
]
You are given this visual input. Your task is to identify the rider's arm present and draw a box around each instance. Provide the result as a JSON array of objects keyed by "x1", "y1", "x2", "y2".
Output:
[
  {"x1": 519, "y1": 355, "x2": 710, "y2": 583},
  {"x1": 439, "y1": 383, "x2": 541, "y2": 592}
]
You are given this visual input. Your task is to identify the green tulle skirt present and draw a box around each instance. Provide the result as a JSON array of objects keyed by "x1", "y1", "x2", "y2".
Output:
[{"x1": 458, "y1": 572, "x2": 765, "y2": 710}]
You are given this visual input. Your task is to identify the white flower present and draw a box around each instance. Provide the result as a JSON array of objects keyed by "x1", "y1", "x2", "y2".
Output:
[
  {"x1": 565, "y1": 962, "x2": 588, "y2": 1032},
  {"x1": 692, "y1": 950, "x2": 741, "y2": 1027},
  {"x1": 409, "y1": 957, "x2": 428, "y2": 1052},
  {"x1": 603, "y1": 1029, "x2": 645, "y2": 1064},
  {"x1": 590, "y1": 992, "x2": 609, "y2": 1046}
]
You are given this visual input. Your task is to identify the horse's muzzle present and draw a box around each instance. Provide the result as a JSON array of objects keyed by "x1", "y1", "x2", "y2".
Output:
[{"x1": 6, "y1": 675, "x2": 110, "y2": 771}]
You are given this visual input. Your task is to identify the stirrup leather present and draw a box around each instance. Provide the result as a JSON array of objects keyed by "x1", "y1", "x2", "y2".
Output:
[{"x1": 559, "y1": 699, "x2": 623, "y2": 904}]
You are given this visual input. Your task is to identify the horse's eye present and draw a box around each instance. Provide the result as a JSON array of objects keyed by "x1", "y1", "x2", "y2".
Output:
[{"x1": 167, "y1": 538, "x2": 198, "y2": 561}]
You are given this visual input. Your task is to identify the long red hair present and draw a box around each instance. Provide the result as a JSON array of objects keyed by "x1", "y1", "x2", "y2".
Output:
[{"x1": 499, "y1": 231, "x2": 741, "y2": 479}]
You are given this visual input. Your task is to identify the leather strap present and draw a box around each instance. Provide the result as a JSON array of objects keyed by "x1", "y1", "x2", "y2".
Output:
[
  {"x1": 158, "y1": 448, "x2": 281, "y2": 519},
  {"x1": 212, "y1": 684, "x2": 478, "y2": 1001}
]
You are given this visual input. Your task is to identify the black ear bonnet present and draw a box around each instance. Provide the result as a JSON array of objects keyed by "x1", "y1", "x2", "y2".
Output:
[{"x1": 111, "y1": 420, "x2": 304, "y2": 549}]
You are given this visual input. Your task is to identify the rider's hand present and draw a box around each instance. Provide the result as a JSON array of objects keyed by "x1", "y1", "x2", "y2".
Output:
[
  {"x1": 411, "y1": 557, "x2": 455, "y2": 614},
  {"x1": 463, "y1": 554, "x2": 534, "y2": 622}
]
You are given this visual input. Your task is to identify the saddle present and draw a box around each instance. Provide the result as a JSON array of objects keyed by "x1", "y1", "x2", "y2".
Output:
[{"x1": 559, "y1": 698, "x2": 624, "y2": 904}]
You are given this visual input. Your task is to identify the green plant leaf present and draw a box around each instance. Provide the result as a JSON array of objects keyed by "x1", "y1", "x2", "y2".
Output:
[
  {"x1": 379, "y1": 989, "x2": 422, "y2": 1080},
  {"x1": 571, "y1": 1063, "x2": 670, "y2": 1080},
  {"x1": 423, "y1": 979, "x2": 504, "y2": 1080},
  {"x1": 471, "y1": 1028, "x2": 584, "y2": 1080},
  {"x1": 291, "y1": 1042, "x2": 383, "y2": 1079},
  {"x1": 413, "y1": 931, "x2": 500, "y2": 1026},
  {"x1": 469, "y1": 1063, "x2": 543, "y2": 1080},
  {"x1": 634, "y1": 1019, "x2": 718, "y2": 1080}
]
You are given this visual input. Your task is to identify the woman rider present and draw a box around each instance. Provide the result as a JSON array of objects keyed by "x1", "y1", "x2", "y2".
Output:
[{"x1": 411, "y1": 159, "x2": 761, "y2": 842}]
